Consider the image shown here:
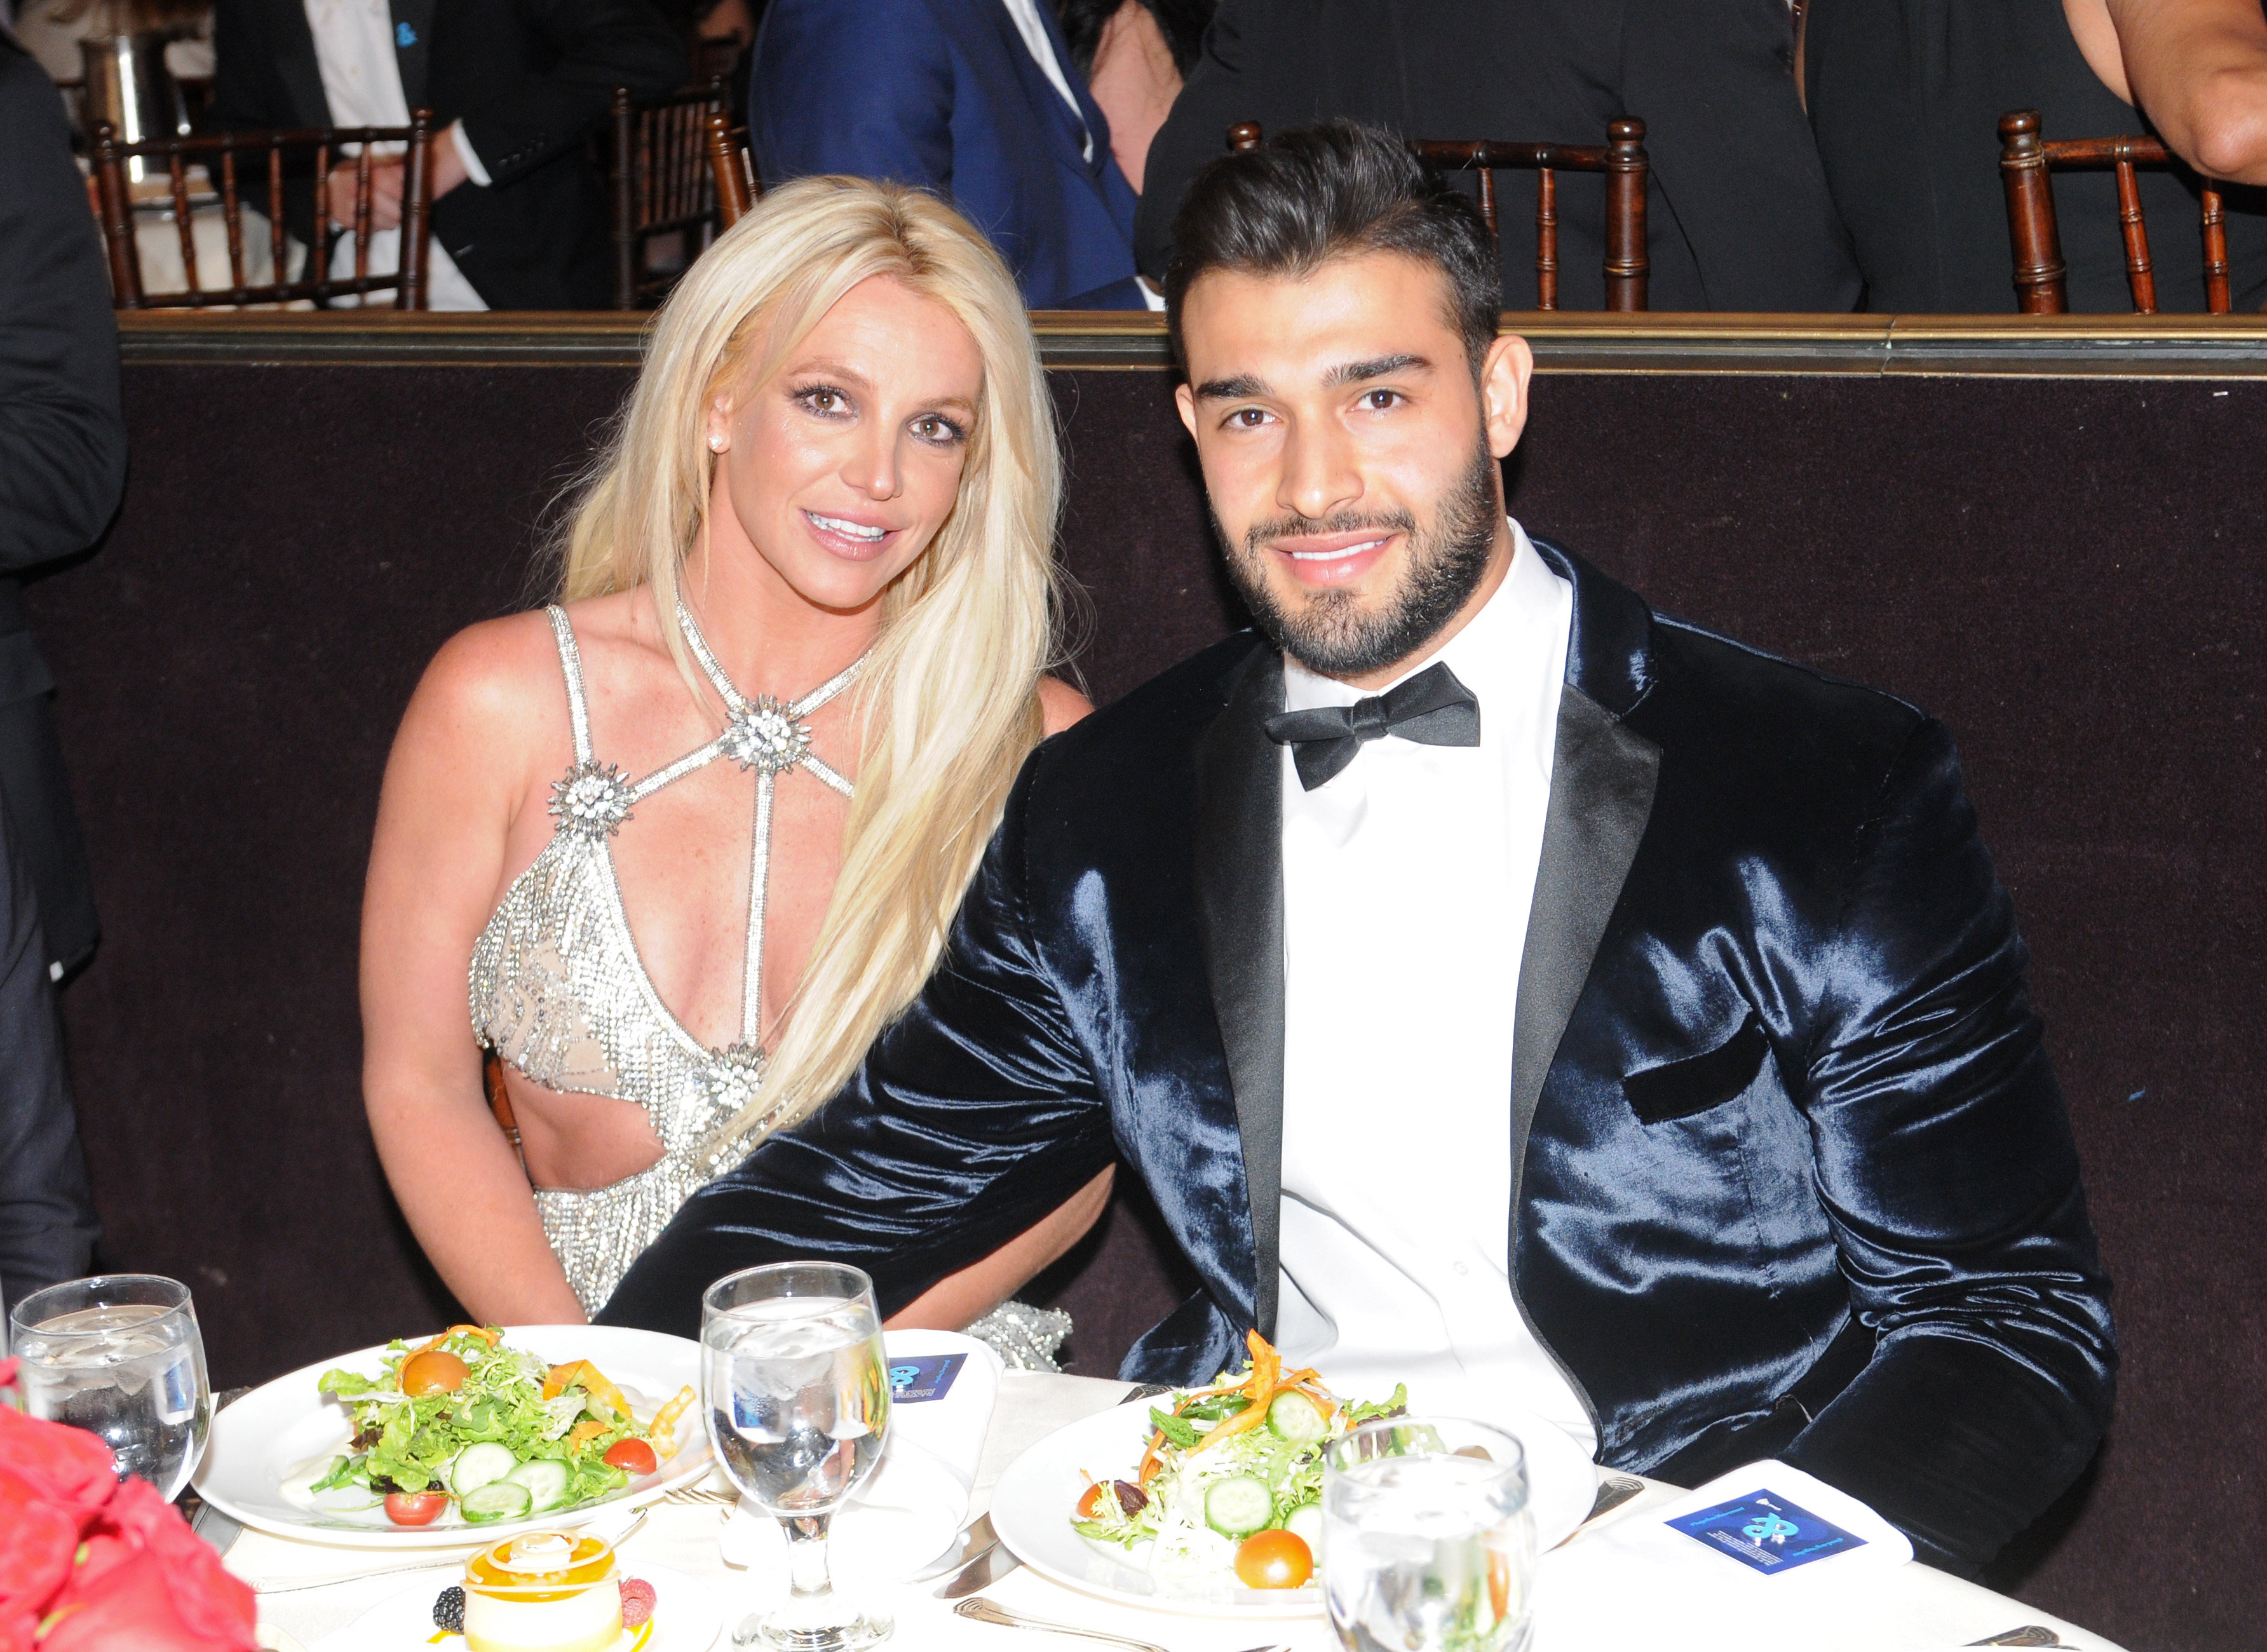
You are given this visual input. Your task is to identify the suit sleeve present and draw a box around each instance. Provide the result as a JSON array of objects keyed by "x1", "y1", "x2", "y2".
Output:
[
  {"x1": 0, "y1": 48, "x2": 126, "y2": 574},
  {"x1": 0, "y1": 790, "x2": 98, "y2": 1311},
  {"x1": 748, "y1": 0, "x2": 956, "y2": 193},
  {"x1": 1783, "y1": 719, "x2": 2116, "y2": 1573},
  {"x1": 598, "y1": 758, "x2": 1118, "y2": 1339},
  {"x1": 455, "y1": 0, "x2": 686, "y2": 189},
  {"x1": 1132, "y1": 0, "x2": 1252, "y2": 280}
]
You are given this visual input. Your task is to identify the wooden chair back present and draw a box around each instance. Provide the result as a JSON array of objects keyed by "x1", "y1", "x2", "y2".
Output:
[
  {"x1": 607, "y1": 81, "x2": 732, "y2": 308},
  {"x1": 1226, "y1": 119, "x2": 1651, "y2": 311},
  {"x1": 90, "y1": 112, "x2": 435, "y2": 309},
  {"x1": 708, "y1": 108, "x2": 757, "y2": 228},
  {"x1": 1998, "y1": 109, "x2": 2232, "y2": 315}
]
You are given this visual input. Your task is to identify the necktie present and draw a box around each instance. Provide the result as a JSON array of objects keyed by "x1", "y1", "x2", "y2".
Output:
[{"x1": 1262, "y1": 661, "x2": 1482, "y2": 790}]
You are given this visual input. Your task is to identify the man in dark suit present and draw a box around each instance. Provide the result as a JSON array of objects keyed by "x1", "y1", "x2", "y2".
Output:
[
  {"x1": 1137, "y1": 0, "x2": 1862, "y2": 311},
  {"x1": 602, "y1": 124, "x2": 2111, "y2": 1573},
  {"x1": 207, "y1": 0, "x2": 684, "y2": 309},
  {"x1": 750, "y1": 0, "x2": 1149, "y2": 309},
  {"x1": 0, "y1": 26, "x2": 124, "y2": 980}
]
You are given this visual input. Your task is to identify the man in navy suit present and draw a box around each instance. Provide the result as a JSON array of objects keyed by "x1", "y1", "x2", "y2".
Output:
[{"x1": 751, "y1": 0, "x2": 1149, "y2": 308}]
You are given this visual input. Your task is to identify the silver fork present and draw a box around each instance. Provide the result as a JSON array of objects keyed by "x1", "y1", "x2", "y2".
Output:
[{"x1": 954, "y1": 1596, "x2": 1288, "y2": 1652}]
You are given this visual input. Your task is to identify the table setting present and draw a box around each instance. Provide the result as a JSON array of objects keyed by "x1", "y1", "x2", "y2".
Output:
[{"x1": 3, "y1": 1267, "x2": 2127, "y2": 1652}]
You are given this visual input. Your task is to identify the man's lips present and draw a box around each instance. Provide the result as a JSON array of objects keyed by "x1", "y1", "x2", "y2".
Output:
[{"x1": 1262, "y1": 528, "x2": 1399, "y2": 588}]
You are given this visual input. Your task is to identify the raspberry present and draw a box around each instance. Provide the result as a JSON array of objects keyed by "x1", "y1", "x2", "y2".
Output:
[
  {"x1": 433, "y1": 1585, "x2": 466, "y2": 1632},
  {"x1": 618, "y1": 1577, "x2": 658, "y2": 1628}
]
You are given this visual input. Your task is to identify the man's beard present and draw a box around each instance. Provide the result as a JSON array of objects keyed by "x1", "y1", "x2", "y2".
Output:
[{"x1": 1215, "y1": 437, "x2": 1501, "y2": 679}]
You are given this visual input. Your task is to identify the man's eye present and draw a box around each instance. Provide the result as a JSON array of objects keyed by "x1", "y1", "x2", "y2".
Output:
[
  {"x1": 1230, "y1": 407, "x2": 1269, "y2": 428},
  {"x1": 1364, "y1": 389, "x2": 1401, "y2": 410}
]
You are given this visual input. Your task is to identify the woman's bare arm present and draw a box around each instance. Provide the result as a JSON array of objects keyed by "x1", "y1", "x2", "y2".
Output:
[
  {"x1": 2074, "y1": 0, "x2": 2267, "y2": 184},
  {"x1": 362, "y1": 617, "x2": 589, "y2": 1325},
  {"x1": 886, "y1": 1164, "x2": 1118, "y2": 1332}
]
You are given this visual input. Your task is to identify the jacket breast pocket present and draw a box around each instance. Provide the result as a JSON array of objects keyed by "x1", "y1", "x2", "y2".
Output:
[{"x1": 1621, "y1": 1011, "x2": 1773, "y2": 1125}]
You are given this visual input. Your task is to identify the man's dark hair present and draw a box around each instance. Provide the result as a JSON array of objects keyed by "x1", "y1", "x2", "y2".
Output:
[{"x1": 1163, "y1": 120, "x2": 1501, "y2": 376}]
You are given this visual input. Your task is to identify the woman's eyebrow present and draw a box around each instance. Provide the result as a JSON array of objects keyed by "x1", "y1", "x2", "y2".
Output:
[{"x1": 785, "y1": 356, "x2": 875, "y2": 388}]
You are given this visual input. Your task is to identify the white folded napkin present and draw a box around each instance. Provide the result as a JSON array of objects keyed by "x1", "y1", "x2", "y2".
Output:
[
  {"x1": 1538, "y1": 1459, "x2": 1912, "y2": 1652},
  {"x1": 719, "y1": 1330, "x2": 1002, "y2": 1586}
]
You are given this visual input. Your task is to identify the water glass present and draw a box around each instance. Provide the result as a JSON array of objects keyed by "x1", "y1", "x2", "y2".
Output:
[
  {"x1": 702, "y1": 1262, "x2": 893, "y2": 1651},
  {"x1": 8, "y1": 1275, "x2": 212, "y2": 1501},
  {"x1": 1322, "y1": 1415, "x2": 1536, "y2": 1652}
]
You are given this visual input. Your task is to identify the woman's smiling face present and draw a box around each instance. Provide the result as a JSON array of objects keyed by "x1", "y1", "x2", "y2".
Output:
[{"x1": 705, "y1": 274, "x2": 985, "y2": 615}]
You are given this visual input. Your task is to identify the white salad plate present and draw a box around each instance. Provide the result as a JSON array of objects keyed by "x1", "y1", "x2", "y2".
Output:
[
  {"x1": 193, "y1": 1324, "x2": 711, "y2": 1548},
  {"x1": 309, "y1": 1561, "x2": 721, "y2": 1651},
  {"x1": 989, "y1": 1397, "x2": 1597, "y2": 1618}
]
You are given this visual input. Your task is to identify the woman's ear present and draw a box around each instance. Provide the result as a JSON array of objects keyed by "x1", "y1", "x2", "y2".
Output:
[{"x1": 705, "y1": 395, "x2": 734, "y2": 454}]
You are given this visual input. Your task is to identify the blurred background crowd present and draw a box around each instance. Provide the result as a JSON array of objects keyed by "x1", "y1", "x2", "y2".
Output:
[{"x1": 8, "y1": 0, "x2": 2267, "y2": 318}]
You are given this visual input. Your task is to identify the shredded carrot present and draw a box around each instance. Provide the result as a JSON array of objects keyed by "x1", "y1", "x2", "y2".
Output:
[
  {"x1": 542, "y1": 1359, "x2": 633, "y2": 1423},
  {"x1": 647, "y1": 1386, "x2": 695, "y2": 1459},
  {"x1": 568, "y1": 1418, "x2": 610, "y2": 1449},
  {"x1": 410, "y1": 1325, "x2": 499, "y2": 1357}
]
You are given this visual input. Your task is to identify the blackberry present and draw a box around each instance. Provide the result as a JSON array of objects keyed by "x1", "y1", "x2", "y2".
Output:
[{"x1": 433, "y1": 1585, "x2": 466, "y2": 1633}]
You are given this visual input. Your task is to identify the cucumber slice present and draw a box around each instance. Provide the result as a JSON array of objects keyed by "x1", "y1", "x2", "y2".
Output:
[
  {"x1": 1265, "y1": 1391, "x2": 1328, "y2": 1445},
  {"x1": 460, "y1": 1481, "x2": 533, "y2": 1524},
  {"x1": 1283, "y1": 1501, "x2": 1323, "y2": 1549},
  {"x1": 449, "y1": 1441, "x2": 518, "y2": 1498},
  {"x1": 1203, "y1": 1475, "x2": 1274, "y2": 1538},
  {"x1": 504, "y1": 1457, "x2": 572, "y2": 1513}
]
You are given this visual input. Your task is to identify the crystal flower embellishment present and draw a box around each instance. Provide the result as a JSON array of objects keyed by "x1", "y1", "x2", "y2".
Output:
[
  {"x1": 702, "y1": 1041, "x2": 767, "y2": 1118},
  {"x1": 550, "y1": 760, "x2": 635, "y2": 839},
  {"x1": 722, "y1": 696, "x2": 812, "y2": 775}
]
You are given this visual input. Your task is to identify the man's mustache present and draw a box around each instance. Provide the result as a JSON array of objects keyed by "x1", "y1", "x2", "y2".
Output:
[{"x1": 1242, "y1": 508, "x2": 1417, "y2": 557}]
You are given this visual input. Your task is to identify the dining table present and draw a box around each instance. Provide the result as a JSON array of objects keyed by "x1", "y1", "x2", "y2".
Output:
[{"x1": 220, "y1": 1369, "x2": 2128, "y2": 1652}]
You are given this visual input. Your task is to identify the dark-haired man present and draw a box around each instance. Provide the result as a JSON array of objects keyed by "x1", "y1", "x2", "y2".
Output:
[{"x1": 604, "y1": 123, "x2": 2113, "y2": 1574}]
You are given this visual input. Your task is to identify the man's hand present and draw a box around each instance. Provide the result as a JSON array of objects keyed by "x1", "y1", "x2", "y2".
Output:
[{"x1": 326, "y1": 131, "x2": 471, "y2": 231}]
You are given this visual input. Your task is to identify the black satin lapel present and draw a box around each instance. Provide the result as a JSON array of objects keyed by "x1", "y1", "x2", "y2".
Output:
[
  {"x1": 1192, "y1": 648, "x2": 1286, "y2": 1340},
  {"x1": 389, "y1": 0, "x2": 436, "y2": 109},
  {"x1": 268, "y1": 0, "x2": 333, "y2": 126},
  {"x1": 1511, "y1": 686, "x2": 1661, "y2": 1211}
]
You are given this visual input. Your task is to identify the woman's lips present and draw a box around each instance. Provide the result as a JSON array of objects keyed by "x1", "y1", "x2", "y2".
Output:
[{"x1": 802, "y1": 508, "x2": 897, "y2": 561}]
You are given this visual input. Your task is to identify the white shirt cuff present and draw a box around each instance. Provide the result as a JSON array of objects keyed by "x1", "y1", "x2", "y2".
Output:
[
  {"x1": 1139, "y1": 277, "x2": 1167, "y2": 313},
  {"x1": 449, "y1": 120, "x2": 491, "y2": 186}
]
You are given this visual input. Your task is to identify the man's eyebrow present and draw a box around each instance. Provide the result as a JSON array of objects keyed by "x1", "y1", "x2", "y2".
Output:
[
  {"x1": 1193, "y1": 372, "x2": 1269, "y2": 400},
  {"x1": 1324, "y1": 353, "x2": 1430, "y2": 386}
]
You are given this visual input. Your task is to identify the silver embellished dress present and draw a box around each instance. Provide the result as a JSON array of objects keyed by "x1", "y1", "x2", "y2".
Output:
[{"x1": 467, "y1": 606, "x2": 1071, "y2": 1369}]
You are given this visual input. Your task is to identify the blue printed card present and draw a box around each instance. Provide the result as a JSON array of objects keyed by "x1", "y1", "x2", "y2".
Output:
[
  {"x1": 886, "y1": 1353, "x2": 966, "y2": 1404},
  {"x1": 1666, "y1": 1491, "x2": 1867, "y2": 1575}
]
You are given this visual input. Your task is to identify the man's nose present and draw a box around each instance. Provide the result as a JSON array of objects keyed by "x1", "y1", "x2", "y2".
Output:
[{"x1": 1276, "y1": 417, "x2": 1362, "y2": 523}]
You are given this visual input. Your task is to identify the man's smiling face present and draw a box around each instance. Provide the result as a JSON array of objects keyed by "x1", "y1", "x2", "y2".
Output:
[{"x1": 1174, "y1": 249, "x2": 1534, "y2": 686}]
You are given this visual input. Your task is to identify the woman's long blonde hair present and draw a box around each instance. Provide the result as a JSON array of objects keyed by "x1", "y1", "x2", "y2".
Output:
[{"x1": 554, "y1": 175, "x2": 1064, "y2": 1170}]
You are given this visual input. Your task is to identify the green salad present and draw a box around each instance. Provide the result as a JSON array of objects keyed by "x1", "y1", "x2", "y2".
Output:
[
  {"x1": 308, "y1": 1325, "x2": 692, "y2": 1527},
  {"x1": 1071, "y1": 1330, "x2": 1405, "y2": 1590}
]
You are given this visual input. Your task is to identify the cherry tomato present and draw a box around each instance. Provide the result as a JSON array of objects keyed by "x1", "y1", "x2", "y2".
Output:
[
  {"x1": 603, "y1": 1438, "x2": 659, "y2": 1477},
  {"x1": 1234, "y1": 1528, "x2": 1313, "y2": 1590},
  {"x1": 384, "y1": 1491, "x2": 448, "y2": 1526},
  {"x1": 400, "y1": 1350, "x2": 468, "y2": 1397}
]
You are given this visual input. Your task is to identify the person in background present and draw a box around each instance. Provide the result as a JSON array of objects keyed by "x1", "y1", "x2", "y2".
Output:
[
  {"x1": 0, "y1": 23, "x2": 121, "y2": 984},
  {"x1": 750, "y1": 0, "x2": 1149, "y2": 308},
  {"x1": 15, "y1": 0, "x2": 212, "y2": 88},
  {"x1": 1056, "y1": 0, "x2": 1212, "y2": 194},
  {"x1": 0, "y1": 792, "x2": 98, "y2": 1316},
  {"x1": 1137, "y1": 0, "x2": 1862, "y2": 313},
  {"x1": 1803, "y1": 0, "x2": 2267, "y2": 312},
  {"x1": 361, "y1": 178, "x2": 1111, "y2": 1364},
  {"x1": 205, "y1": 0, "x2": 684, "y2": 309}
]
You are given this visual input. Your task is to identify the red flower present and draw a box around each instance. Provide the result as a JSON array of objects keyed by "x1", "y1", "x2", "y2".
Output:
[
  {"x1": 0, "y1": 1400, "x2": 116, "y2": 1531},
  {"x1": 39, "y1": 1479, "x2": 255, "y2": 1652}
]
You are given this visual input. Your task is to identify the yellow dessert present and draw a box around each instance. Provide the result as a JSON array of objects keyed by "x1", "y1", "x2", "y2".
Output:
[{"x1": 461, "y1": 1531, "x2": 623, "y2": 1652}]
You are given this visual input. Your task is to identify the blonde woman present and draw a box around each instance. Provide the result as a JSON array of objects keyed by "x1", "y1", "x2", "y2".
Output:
[{"x1": 360, "y1": 177, "x2": 1111, "y2": 1349}]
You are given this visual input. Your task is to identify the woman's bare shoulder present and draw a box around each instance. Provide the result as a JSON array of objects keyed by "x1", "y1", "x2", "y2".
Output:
[
  {"x1": 1037, "y1": 675, "x2": 1093, "y2": 736},
  {"x1": 410, "y1": 608, "x2": 572, "y2": 735}
]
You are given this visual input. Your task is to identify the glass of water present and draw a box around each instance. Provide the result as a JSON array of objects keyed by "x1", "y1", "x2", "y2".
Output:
[
  {"x1": 1322, "y1": 1416, "x2": 1535, "y2": 1652},
  {"x1": 8, "y1": 1275, "x2": 212, "y2": 1501},
  {"x1": 702, "y1": 1262, "x2": 893, "y2": 1651}
]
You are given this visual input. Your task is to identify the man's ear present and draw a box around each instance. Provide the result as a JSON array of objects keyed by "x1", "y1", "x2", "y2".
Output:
[
  {"x1": 1480, "y1": 334, "x2": 1534, "y2": 459},
  {"x1": 1174, "y1": 381, "x2": 1199, "y2": 442}
]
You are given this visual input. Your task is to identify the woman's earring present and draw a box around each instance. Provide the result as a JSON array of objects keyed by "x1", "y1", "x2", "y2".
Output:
[{"x1": 708, "y1": 433, "x2": 726, "y2": 452}]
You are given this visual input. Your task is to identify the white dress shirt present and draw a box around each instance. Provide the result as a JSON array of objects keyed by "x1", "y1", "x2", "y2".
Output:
[
  {"x1": 998, "y1": 0, "x2": 1094, "y2": 161},
  {"x1": 303, "y1": 0, "x2": 487, "y2": 311},
  {"x1": 1274, "y1": 520, "x2": 1596, "y2": 1454}
]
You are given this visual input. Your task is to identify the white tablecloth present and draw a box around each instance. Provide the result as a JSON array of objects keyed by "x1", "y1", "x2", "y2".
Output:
[{"x1": 231, "y1": 1371, "x2": 2126, "y2": 1652}]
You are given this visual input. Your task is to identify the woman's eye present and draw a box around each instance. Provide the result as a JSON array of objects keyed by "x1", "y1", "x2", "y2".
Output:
[
  {"x1": 798, "y1": 387, "x2": 849, "y2": 416},
  {"x1": 912, "y1": 414, "x2": 964, "y2": 443}
]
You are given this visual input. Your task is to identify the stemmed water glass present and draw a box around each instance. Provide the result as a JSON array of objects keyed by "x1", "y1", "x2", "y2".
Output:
[
  {"x1": 8, "y1": 1275, "x2": 212, "y2": 1501},
  {"x1": 702, "y1": 1261, "x2": 895, "y2": 1651},
  {"x1": 1321, "y1": 1415, "x2": 1536, "y2": 1652}
]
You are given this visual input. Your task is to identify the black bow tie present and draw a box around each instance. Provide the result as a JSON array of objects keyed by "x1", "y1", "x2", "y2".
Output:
[{"x1": 1261, "y1": 661, "x2": 1482, "y2": 790}]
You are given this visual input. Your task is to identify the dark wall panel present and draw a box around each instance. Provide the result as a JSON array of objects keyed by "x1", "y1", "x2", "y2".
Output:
[{"x1": 26, "y1": 360, "x2": 2265, "y2": 1652}]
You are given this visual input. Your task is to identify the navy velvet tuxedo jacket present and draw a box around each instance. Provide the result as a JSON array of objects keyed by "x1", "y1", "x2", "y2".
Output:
[{"x1": 603, "y1": 542, "x2": 2115, "y2": 1572}]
